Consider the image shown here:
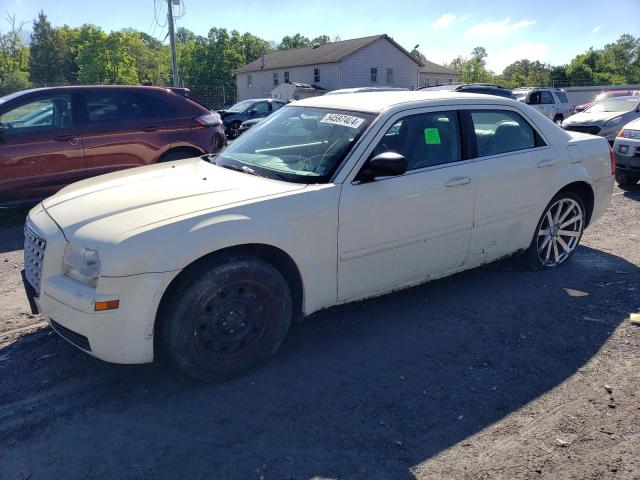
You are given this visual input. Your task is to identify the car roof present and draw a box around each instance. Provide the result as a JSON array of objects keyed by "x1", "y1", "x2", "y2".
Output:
[{"x1": 292, "y1": 90, "x2": 520, "y2": 113}]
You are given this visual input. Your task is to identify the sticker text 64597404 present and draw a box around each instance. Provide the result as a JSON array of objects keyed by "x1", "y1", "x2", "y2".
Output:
[{"x1": 320, "y1": 113, "x2": 365, "y2": 129}]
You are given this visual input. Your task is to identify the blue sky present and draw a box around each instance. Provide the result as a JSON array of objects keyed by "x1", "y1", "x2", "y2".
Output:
[{"x1": 4, "y1": 0, "x2": 640, "y2": 73}]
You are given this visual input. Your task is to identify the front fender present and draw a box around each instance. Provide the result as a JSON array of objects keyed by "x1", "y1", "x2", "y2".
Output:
[{"x1": 100, "y1": 185, "x2": 341, "y2": 315}]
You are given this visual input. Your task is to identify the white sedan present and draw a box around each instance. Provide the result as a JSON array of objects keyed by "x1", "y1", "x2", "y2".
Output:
[{"x1": 23, "y1": 91, "x2": 614, "y2": 381}]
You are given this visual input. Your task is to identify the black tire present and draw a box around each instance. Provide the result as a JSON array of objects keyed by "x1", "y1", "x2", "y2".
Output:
[
  {"x1": 553, "y1": 115, "x2": 564, "y2": 125},
  {"x1": 526, "y1": 192, "x2": 585, "y2": 270},
  {"x1": 158, "y1": 149, "x2": 200, "y2": 163},
  {"x1": 615, "y1": 170, "x2": 639, "y2": 187},
  {"x1": 161, "y1": 255, "x2": 292, "y2": 382},
  {"x1": 227, "y1": 121, "x2": 242, "y2": 139}
]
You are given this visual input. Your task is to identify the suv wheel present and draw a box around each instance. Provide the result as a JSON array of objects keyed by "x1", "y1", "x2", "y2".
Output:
[
  {"x1": 615, "y1": 170, "x2": 639, "y2": 187},
  {"x1": 553, "y1": 114, "x2": 564, "y2": 125},
  {"x1": 527, "y1": 192, "x2": 585, "y2": 270},
  {"x1": 161, "y1": 255, "x2": 292, "y2": 382}
]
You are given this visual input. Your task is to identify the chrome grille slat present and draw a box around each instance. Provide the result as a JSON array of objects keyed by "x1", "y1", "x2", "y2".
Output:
[{"x1": 23, "y1": 221, "x2": 46, "y2": 295}]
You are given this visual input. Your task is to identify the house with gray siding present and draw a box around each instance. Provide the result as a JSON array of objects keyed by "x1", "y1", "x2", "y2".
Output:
[
  {"x1": 419, "y1": 60, "x2": 461, "y2": 87},
  {"x1": 235, "y1": 34, "x2": 429, "y2": 101}
]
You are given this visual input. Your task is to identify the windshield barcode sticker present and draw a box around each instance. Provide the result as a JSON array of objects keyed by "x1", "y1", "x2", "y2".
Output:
[{"x1": 320, "y1": 113, "x2": 365, "y2": 129}]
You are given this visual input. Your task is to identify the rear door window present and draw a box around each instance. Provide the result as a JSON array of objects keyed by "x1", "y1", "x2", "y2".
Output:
[
  {"x1": 119, "y1": 92, "x2": 153, "y2": 120},
  {"x1": 469, "y1": 110, "x2": 544, "y2": 157},
  {"x1": 85, "y1": 91, "x2": 122, "y2": 123},
  {"x1": 554, "y1": 91, "x2": 569, "y2": 103}
]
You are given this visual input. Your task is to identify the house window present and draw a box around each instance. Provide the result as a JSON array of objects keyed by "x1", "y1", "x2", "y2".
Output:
[
  {"x1": 435, "y1": 77, "x2": 440, "y2": 85},
  {"x1": 448, "y1": 78, "x2": 453, "y2": 84},
  {"x1": 370, "y1": 67, "x2": 378, "y2": 83},
  {"x1": 314, "y1": 68, "x2": 320, "y2": 83},
  {"x1": 247, "y1": 75, "x2": 253, "y2": 88},
  {"x1": 284, "y1": 71, "x2": 290, "y2": 83},
  {"x1": 386, "y1": 68, "x2": 394, "y2": 85},
  {"x1": 273, "y1": 72, "x2": 279, "y2": 86},
  {"x1": 424, "y1": 77, "x2": 430, "y2": 87}
]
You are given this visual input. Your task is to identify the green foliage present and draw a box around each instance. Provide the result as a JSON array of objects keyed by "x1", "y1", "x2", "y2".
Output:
[
  {"x1": 501, "y1": 60, "x2": 552, "y2": 89},
  {"x1": 410, "y1": 48, "x2": 426, "y2": 64},
  {"x1": 447, "y1": 47, "x2": 496, "y2": 84},
  {"x1": 28, "y1": 11, "x2": 66, "y2": 86},
  {"x1": 279, "y1": 34, "x2": 310, "y2": 50},
  {"x1": 0, "y1": 13, "x2": 29, "y2": 86}
]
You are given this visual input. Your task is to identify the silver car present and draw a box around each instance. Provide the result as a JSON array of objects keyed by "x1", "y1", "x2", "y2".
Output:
[
  {"x1": 613, "y1": 117, "x2": 640, "y2": 186},
  {"x1": 562, "y1": 96, "x2": 640, "y2": 143}
]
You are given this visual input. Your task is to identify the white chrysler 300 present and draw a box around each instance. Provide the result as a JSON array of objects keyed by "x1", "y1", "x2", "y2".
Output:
[{"x1": 23, "y1": 91, "x2": 614, "y2": 380}]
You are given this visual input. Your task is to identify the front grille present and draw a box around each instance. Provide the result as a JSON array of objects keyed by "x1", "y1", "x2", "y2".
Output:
[
  {"x1": 23, "y1": 221, "x2": 46, "y2": 295},
  {"x1": 50, "y1": 320, "x2": 92, "y2": 351},
  {"x1": 564, "y1": 125, "x2": 601, "y2": 135}
]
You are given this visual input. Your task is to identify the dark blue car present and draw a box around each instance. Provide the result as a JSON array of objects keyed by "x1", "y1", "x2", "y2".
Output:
[{"x1": 218, "y1": 98, "x2": 286, "y2": 139}]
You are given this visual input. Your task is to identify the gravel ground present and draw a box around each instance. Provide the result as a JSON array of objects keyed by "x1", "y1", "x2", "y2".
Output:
[{"x1": 0, "y1": 184, "x2": 639, "y2": 480}]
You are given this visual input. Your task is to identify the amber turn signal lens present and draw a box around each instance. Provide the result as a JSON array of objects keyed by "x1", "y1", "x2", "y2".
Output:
[{"x1": 94, "y1": 299, "x2": 120, "y2": 311}]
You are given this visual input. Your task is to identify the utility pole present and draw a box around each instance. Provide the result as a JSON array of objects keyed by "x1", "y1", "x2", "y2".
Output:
[{"x1": 167, "y1": 0, "x2": 180, "y2": 87}]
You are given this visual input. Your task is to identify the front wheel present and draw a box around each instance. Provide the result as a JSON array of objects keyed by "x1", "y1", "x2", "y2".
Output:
[
  {"x1": 227, "y1": 121, "x2": 242, "y2": 139},
  {"x1": 161, "y1": 255, "x2": 293, "y2": 382},
  {"x1": 526, "y1": 192, "x2": 585, "y2": 270}
]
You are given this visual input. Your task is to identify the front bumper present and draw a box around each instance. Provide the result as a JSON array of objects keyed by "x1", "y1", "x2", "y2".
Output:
[
  {"x1": 22, "y1": 204, "x2": 179, "y2": 364},
  {"x1": 38, "y1": 273, "x2": 175, "y2": 364},
  {"x1": 613, "y1": 137, "x2": 640, "y2": 174},
  {"x1": 563, "y1": 124, "x2": 619, "y2": 142}
]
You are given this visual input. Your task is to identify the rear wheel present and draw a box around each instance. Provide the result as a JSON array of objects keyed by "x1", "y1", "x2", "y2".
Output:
[
  {"x1": 161, "y1": 255, "x2": 292, "y2": 382},
  {"x1": 526, "y1": 192, "x2": 585, "y2": 270},
  {"x1": 158, "y1": 149, "x2": 200, "y2": 163},
  {"x1": 615, "y1": 170, "x2": 639, "y2": 187},
  {"x1": 553, "y1": 114, "x2": 564, "y2": 125}
]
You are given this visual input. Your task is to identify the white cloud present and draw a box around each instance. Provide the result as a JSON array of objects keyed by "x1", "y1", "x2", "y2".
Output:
[
  {"x1": 434, "y1": 13, "x2": 457, "y2": 29},
  {"x1": 464, "y1": 17, "x2": 536, "y2": 38},
  {"x1": 486, "y1": 42, "x2": 550, "y2": 73},
  {"x1": 592, "y1": 25, "x2": 604, "y2": 33}
]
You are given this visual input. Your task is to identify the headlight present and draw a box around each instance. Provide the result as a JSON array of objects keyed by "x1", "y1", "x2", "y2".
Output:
[
  {"x1": 604, "y1": 116, "x2": 622, "y2": 128},
  {"x1": 62, "y1": 242, "x2": 101, "y2": 287},
  {"x1": 619, "y1": 128, "x2": 640, "y2": 139}
]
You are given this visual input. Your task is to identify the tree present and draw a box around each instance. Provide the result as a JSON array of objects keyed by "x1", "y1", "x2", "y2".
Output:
[
  {"x1": 410, "y1": 48, "x2": 426, "y2": 64},
  {"x1": 278, "y1": 34, "x2": 310, "y2": 50},
  {"x1": 501, "y1": 60, "x2": 552, "y2": 88},
  {"x1": 0, "y1": 13, "x2": 30, "y2": 91},
  {"x1": 310, "y1": 35, "x2": 330, "y2": 45},
  {"x1": 447, "y1": 46, "x2": 495, "y2": 84},
  {"x1": 28, "y1": 11, "x2": 66, "y2": 86}
]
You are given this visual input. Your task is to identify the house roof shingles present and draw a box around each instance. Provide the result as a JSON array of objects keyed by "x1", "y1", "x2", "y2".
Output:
[{"x1": 236, "y1": 34, "x2": 422, "y2": 74}]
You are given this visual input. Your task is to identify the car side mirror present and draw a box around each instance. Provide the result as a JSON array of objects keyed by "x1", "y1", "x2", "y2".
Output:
[
  {"x1": 0, "y1": 122, "x2": 4, "y2": 136},
  {"x1": 249, "y1": 109, "x2": 258, "y2": 116},
  {"x1": 356, "y1": 152, "x2": 408, "y2": 183}
]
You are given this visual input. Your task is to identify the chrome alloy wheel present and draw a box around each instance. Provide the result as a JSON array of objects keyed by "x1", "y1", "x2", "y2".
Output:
[{"x1": 536, "y1": 198, "x2": 584, "y2": 267}]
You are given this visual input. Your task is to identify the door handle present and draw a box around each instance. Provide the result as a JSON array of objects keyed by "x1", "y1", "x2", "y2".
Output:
[
  {"x1": 53, "y1": 134, "x2": 76, "y2": 142},
  {"x1": 141, "y1": 125, "x2": 162, "y2": 132},
  {"x1": 445, "y1": 177, "x2": 472, "y2": 187},
  {"x1": 537, "y1": 159, "x2": 556, "y2": 168}
]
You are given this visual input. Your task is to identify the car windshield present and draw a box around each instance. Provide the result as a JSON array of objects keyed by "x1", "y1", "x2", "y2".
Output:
[
  {"x1": 586, "y1": 98, "x2": 640, "y2": 113},
  {"x1": 214, "y1": 106, "x2": 374, "y2": 183},
  {"x1": 226, "y1": 100, "x2": 256, "y2": 113}
]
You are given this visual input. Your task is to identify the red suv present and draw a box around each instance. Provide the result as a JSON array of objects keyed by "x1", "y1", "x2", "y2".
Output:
[{"x1": 0, "y1": 85, "x2": 226, "y2": 207}]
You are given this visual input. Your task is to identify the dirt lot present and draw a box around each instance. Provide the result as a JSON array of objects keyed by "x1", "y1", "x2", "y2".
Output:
[{"x1": 0, "y1": 185, "x2": 639, "y2": 480}]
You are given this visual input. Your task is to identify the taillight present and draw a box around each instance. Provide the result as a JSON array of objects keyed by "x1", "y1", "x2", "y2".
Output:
[
  {"x1": 195, "y1": 112, "x2": 221, "y2": 126},
  {"x1": 609, "y1": 145, "x2": 616, "y2": 175}
]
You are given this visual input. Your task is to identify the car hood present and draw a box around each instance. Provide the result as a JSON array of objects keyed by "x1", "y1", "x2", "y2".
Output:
[
  {"x1": 42, "y1": 158, "x2": 305, "y2": 244},
  {"x1": 563, "y1": 110, "x2": 625, "y2": 125}
]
